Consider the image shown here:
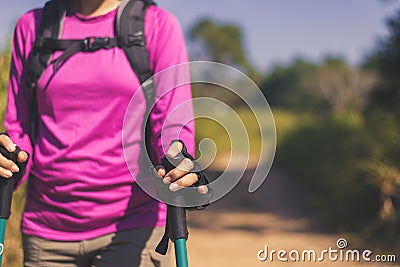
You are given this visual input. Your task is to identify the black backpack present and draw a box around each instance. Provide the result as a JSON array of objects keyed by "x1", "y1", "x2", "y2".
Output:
[{"x1": 26, "y1": 0, "x2": 156, "y2": 157}]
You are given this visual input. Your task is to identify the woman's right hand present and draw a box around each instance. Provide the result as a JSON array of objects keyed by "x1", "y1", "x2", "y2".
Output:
[{"x1": 0, "y1": 134, "x2": 29, "y2": 179}]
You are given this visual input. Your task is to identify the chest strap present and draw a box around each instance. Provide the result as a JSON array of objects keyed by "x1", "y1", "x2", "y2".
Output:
[{"x1": 35, "y1": 32, "x2": 146, "y2": 72}]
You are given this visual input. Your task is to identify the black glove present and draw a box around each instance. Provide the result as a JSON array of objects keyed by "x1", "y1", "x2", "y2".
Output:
[
  {"x1": 0, "y1": 145, "x2": 29, "y2": 219},
  {"x1": 155, "y1": 140, "x2": 212, "y2": 210}
]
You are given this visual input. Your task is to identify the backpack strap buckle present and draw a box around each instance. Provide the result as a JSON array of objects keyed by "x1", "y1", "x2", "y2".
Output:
[
  {"x1": 82, "y1": 36, "x2": 112, "y2": 51},
  {"x1": 118, "y1": 31, "x2": 145, "y2": 47},
  {"x1": 128, "y1": 31, "x2": 145, "y2": 46}
]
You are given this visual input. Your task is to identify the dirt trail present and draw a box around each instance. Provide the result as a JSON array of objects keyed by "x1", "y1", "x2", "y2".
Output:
[{"x1": 180, "y1": 169, "x2": 399, "y2": 267}]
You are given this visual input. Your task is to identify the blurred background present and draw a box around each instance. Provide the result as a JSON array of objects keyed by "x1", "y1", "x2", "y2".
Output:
[{"x1": 1, "y1": 0, "x2": 400, "y2": 266}]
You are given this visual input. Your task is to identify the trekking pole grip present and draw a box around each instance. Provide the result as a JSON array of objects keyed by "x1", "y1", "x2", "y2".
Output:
[
  {"x1": 168, "y1": 200, "x2": 188, "y2": 242},
  {"x1": 154, "y1": 142, "x2": 190, "y2": 267},
  {"x1": 0, "y1": 146, "x2": 20, "y2": 220}
]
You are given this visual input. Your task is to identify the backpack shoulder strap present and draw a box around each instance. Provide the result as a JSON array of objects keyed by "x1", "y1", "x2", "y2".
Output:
[
  {"x1": 27, "y1": 0, "x2": 66, "y2": 92},
  {"x1": 26, "y1": 0, "x2": 66, "y2": 143},
  {"x1": 116, "y1": 0, "x2": 156, "y2": 109},
  {"x1": 116, "y1": 0, "x2": 158, "y2": 163}
]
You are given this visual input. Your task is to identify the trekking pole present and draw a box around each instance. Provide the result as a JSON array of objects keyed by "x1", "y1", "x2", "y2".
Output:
[
  {"x1": 155, "y1": 141, "x2": 211, "y2": 267},
  {"x1": 156, "y1": 156, "x2": 190, "y2": 267},
  {"x1": 0, "y1": 146, "x2": 21, "y2": 266},
  {"x1": 155, "y1": 204, "x2": 189, "y2": 267},
  {"x1": 164, "y1": 202, "x2": 189, "y2": 267},
  {"x1": 0, "y1": 216, "x2": 7, "y2": 265}
]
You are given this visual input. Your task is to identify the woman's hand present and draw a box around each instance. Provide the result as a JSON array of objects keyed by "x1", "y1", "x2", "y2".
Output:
[
  {"x1": 156, "y1": 141, "x2": 209, "y2": 195},
  {"x1": 0, "y1": 134, "x2": 29, "y2": 178}
]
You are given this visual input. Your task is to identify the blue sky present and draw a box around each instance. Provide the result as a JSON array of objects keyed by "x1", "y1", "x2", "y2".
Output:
[{"x1": 1, "y1": 1, "x2": 400, "y2": 72}]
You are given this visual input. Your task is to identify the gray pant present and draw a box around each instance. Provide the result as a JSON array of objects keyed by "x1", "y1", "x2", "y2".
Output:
[{"x1": 23, "y1": 227, "x2": 170, "y2": 267}]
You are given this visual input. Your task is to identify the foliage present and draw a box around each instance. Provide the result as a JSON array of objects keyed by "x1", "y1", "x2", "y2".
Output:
[
  {"x1": 363, "y1": 161, "x2": 400, "y2": 221},
  {"x1": 362, "y1": 7, "x2": 400, "y2": 228},
  {"x1": 189, "y1": 19, "x2": 261, "y2": 82},
  {"x1": 0, "y1": 48, "x2": 10, "y2": 131},
  {"x1": 262, "y1": 57, "x2": 378, "y2": 114},
  {"x1": 276, "y1": 113, "x2": 381, "y2": 230},
  {"x1": 260, "y1": 58, "x2": 325, "y2": 111},
  {"x1": 189, "y1": 10, "x2": 400, "y2": 247},
  {"x1": 271, "y1": 6, "x2": 400, "y2": 246},
  {"x1": 0, "y1": 48, "x2": 25, "y2": 267},
  {"x1": 195, "y1": 105, "x2": 263, "y2": 161},
  {"x1": 365, "y1": 9, "x2": 400, "y2": 114},
  {"x1": 304, "y1": 59, "x2": 378, "y2": 113},
  {"x1": 271, "y1": 108, "x2": 315, "y2": 145}
]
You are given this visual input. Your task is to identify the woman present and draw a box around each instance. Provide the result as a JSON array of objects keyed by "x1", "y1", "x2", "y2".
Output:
[{"x1": 0, "y1": 0, "x2": 205, "y2": 266}]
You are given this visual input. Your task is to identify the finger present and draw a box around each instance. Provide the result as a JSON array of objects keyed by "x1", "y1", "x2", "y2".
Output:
[
  {"x1": 164, "y1": 158, "x2": 194, "y2": 183},
  {"x1": 151, "y1": 165, "x2": 163, "y2": 178},
  {"x1": 0, "y1": 166, "x2": 13, "y2": 178},
  {"x1": 17, "y1": 151, "x2": 29, "y2": 163},
  {"x1": 198, "y1": 185, "x2": 209, "y2": 195},
  {"x1": 0, "y1": 134, "x2": 16, "y2": 152},
  {"x1": 169, "y1": 173, "x2": 199, "y2": 192},
  {"x1": 167, "y1": 141, "x2": 183, "y2": 158},
  {"x1": 0, "y1": 153, "x2": 19, "y2": 173},
  {"x1": 157, "y1": 166, "x2": 166, "y2": 178}
]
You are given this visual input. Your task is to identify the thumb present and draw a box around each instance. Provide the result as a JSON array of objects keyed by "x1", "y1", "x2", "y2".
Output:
[
  {"x1": 166, "y1": 141, "x2": 183, "y2": 158},
  {"x1": 17, "y1": 151, "x2": 29, "y2": 163}
]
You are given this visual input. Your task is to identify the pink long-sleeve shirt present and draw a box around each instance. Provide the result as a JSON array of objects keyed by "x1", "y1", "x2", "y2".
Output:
[{"x1": 5, "y1": 5, "x2": 195, "y2": 241}]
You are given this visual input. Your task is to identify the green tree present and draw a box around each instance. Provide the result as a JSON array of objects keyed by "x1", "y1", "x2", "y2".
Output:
[
  {"x1": 260, "y1": 58, "x2": 324, "y2": 111},
  {"x1": 305, "y1": 58, "x2": 378, "y2": 114},
  {"x1": 262, "y1": 56, "x2": 377, "y2": 115},
  {"x1": 189, "y1": 19, "x2": 260, "y2": 82},
  {"x1": 361, "y1": 7, "x2": 400, "y2": 228},
  {"x1": 365, "y1": 9, "x2": 400, "y2": 113},
  {"x1": 0, "y1": 47, "x2": 11, "y2": 130}
]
